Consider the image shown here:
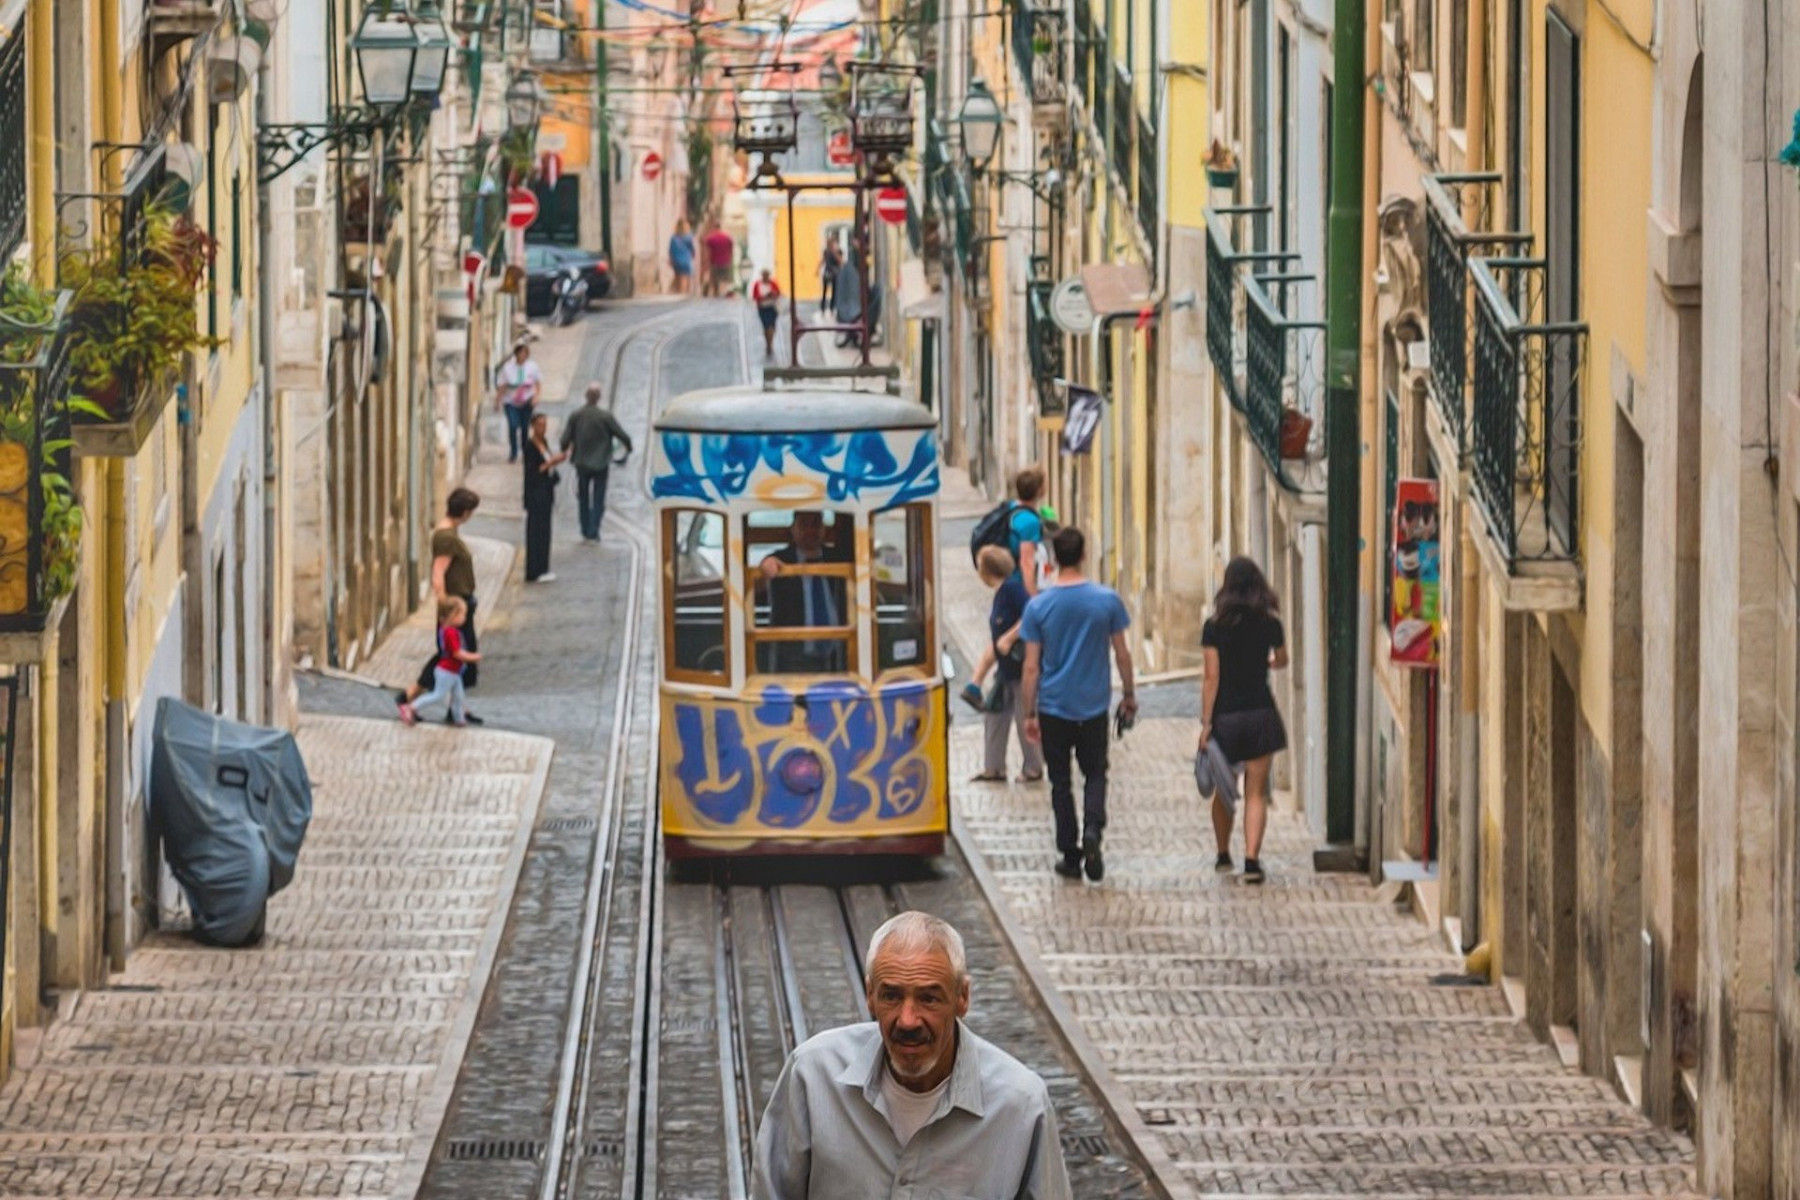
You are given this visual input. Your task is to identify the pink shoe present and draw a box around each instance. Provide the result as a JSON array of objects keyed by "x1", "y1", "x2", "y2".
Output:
[{"x1": 398, "y1": 704, "x2": 417, "y2": 727}]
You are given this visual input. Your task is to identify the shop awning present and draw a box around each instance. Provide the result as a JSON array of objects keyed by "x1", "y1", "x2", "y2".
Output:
[{"x1": 1078, "y1": 262, "x2": 1155, "y2": 322}]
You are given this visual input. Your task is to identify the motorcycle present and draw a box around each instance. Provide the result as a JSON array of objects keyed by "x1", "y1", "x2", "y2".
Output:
[{"x1": 550, "y1": 265, "x2": 588, "y2": 326}]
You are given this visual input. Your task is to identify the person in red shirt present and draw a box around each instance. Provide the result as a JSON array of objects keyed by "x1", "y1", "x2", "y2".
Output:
[
  {"x1": 751, "y1": 268, "x2": 783, "y2": 356},
  {"x1": 703, "y1": 221, "x2": 735, "y2": 297},
  {"x1": 399, "y1": 597, "x2": 481, "y2": 727}
]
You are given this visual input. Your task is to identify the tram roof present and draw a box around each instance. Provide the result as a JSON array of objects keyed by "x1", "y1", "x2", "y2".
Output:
[{"x1": 654, "y1": 387, "x2": 936, "y2": 435}]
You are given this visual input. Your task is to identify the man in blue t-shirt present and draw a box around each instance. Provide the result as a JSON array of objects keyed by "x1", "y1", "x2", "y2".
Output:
[
  {"x1": 1020, "y1": 525, "x2": 1137, "y2": 883},
  {"x1": 1007, "y1": 466, "x2": 1048, "y2": 595}
]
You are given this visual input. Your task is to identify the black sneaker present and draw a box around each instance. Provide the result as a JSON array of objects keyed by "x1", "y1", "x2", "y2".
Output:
[
  {"x1": 1082, "y1": 832, "x2": 1105, "y2": 882},
  {"x1": 1214, "y1": 852, "x2": 1233, "y2": 873},
  {"x1": 1242, "y1": 858, "x2": 1265, "y2": 885},
  {"x1": 462, "y1": 713, "x2": 486, "y2": 726},
  {"x1": 394, "y1": 691, "x2": 409, "y2": 709},
  {"x1": 1053, "y1": 858, "x2": 1083, "y2": 880}
]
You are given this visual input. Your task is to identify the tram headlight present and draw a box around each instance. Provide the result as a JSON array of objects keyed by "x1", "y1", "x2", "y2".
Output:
[{"x1": 777, "y1": 748, "x2": 825, "y2": 795}]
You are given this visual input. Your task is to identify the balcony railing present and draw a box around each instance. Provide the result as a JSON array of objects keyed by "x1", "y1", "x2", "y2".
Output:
[
  {"x1": 1205, "y1": 206, "x2": 1297, "y2": 414},
  {"x1": 1072, "y1": 1, "x2": 1094, "y2": 119},
  {"x1": 1136, "y1": 114, "x2": 1157, "y2": 251},
  {"x1": 1026, "y1": 272, "x2": 1063, "y2": 415},
  {"x1": 1422, "y1": 173, "x2": 1532, "y2": 459},
  {"x1": 1109, "y1": 68, "x2": 1133, "y2": 193},
  {"x1": 1469, "y1": 257, "x2": 1587, "y2": 570},
  {"x1": 1009, "y1": 2, "x2": 1066, "y2": 108},
  {"x1": 1244, "y1": 272, "x2": 1328, "y2": 495},
  {"x1": 0, "y1": 20, "x2": 25, "y2": 264},
  {"x1": 0, "y1": 288, "x2": 74, "y2": 631}
]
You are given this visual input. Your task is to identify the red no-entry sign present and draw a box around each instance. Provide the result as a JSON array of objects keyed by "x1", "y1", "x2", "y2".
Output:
[
  {"x1": 874, "y1": 186, "x2": 908, "y2": 225},
  {"x1": 642, "y1": 151, "x2": 663, "y2": 181},
  {"x1": 505, "y1": 187, "x2": 539, "y2": 230},
  {"x1": 827, "y1": 130, "x2": 854, "y2": 167}
]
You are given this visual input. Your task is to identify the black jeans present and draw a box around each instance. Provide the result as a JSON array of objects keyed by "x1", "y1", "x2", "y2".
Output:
[
  {"x1": 416, "y1": 594, "x2": 478, "y2": 690},
  {"x1": 525, "y1": 491, "x2": 554, "y2": 579},
  {"x1": 1039, "y1": 712, "x2": 1110, "y2": 859},
  {"x1": 576, "y1": 466, "x2": 610, "y2": 540}
]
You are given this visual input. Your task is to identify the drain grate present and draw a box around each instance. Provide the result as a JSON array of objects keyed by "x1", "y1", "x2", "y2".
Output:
[
  {"x1": 540, "y1": 816, "x2": 598, "y2": 834},
  {"x1": 1062, "y1": 1133, "x2": 1110, "y2": 1159},
  {"x1": 584, "y1": 1139, "x2": 624, "y2": 1160},
  {"x1": 443, "y1": 1138, "x2": 545, "y2": 1162}
]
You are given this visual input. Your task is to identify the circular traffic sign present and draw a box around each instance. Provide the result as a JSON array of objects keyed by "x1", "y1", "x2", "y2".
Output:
[
  {"x1": 642, "y1": 151, "x2": 663, "y2": 181},
  {"x1": 1050, "y1": 276, "x2": 1096, "y2": 334},
  {"x1": 827, "y1": 130, "x2": 854, "y2": 167},
  {"x1": 874, "y1": 186, "x2": 908, "y2": 226},
  {"x1": 505, "y1": 187, "x2": 539, "y2": 230}
]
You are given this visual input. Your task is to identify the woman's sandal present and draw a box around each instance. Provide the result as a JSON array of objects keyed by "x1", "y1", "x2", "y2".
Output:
[
  {"x1": 1017, "y1": 771, "x2": 1044, "y2": 783},
  {"x1": 969, "y1": 771, "x2": 1008, "y2": 783}
]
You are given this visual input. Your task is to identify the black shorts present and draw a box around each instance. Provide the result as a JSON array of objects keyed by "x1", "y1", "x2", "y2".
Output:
[
  {"x1": 1212, "y1": 707, "x2": 1287, "y2": 763},
  {"x1": 758, "y1": 305, "x2": 779, "y2": 330}
]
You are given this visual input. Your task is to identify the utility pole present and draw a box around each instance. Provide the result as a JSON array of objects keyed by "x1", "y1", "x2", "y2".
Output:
[
  {"x1": 1320, "y1": 0, "x2": 1365, "y2": 866},
  {"x1": 595, "y1": 0, "x2": 612, "y2": 258}
]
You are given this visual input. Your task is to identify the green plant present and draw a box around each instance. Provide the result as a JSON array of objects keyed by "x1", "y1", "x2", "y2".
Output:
[
  {"x1": 0, "y1": 264, "x2": 81, "y2": 609},
  {"x1": 59, "y1": 202, "x2": 219, "y2": 418}
]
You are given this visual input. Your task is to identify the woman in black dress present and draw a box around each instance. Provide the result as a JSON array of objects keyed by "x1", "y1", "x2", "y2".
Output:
[
  {"x1": 1199, "y1": 557, "x2": 1289, "y2": 884},
  {"x1": 522, "y1": 412, "x2": 568, "y2": 582}
]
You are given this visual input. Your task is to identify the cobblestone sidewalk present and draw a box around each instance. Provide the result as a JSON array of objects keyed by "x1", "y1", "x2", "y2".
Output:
[
  {"x1": 0, "y1": 717, "x2": 553, "y2": 1198},
  {"x1": 938, "y1": 544, "x2": 1701, "y2": 1198}
]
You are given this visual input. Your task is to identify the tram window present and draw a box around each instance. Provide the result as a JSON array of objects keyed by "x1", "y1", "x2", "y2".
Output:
[
  {"x1": 664, "y1": 510, "x2": 727, "y2": 680},
  {"x1": 871, "y1": 504, "x2": 933, "y2": 673},
  {"x1": 746, "y1": 508, "x2": 856, "y2": 674}
]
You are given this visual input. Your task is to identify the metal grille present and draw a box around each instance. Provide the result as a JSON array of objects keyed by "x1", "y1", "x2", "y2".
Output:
[
  {"x1": 0, "y1": 287, "x2": 72, "y2": 629},
  {"x1": 1072, "y1": 2, "x2": 1092, "y2": 120},
  {"x1": 1204, "y1": 207, "x2": 1297, "y2": 416},
  {"x1": 1010, "y1": 2, "x2": 1065, "y2": 107},
  {"x1": 1243, "y1": 273, "x2": 1327, "y2": 495},
  {"x1": 0, "y1": 22, "x2": 24, "y2": 264},
  {"x1": 1026, "y1": 277, "x2": 1063, "y2": 414},
  {"x1": 1468, "y1": 257, "x2": 1586, "y2": 569},
  {"x1": 1421, "y1": 173, "x2": 1532, "y2": 460},
  {"x1": 1109, "y1": 68, "x2": 1132, "y2": 195},
  {"x1": 1135, "y1": 114, "x2": 1156, "y2": 254}
]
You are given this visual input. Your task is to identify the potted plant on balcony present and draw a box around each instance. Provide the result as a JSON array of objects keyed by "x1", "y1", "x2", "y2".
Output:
[
  {"x1": 1279, "y1": 405, "x2": 1314, "y2": 461},
  {"x1": 59, "y1": 202, "x2": 218, "y2": 423},
  {"x1": 0, "y1": 265, "x2": 82, "y2": 616},
  {"x1": 1205, "y1": 140, "x2": 1239, "y2": 191}
]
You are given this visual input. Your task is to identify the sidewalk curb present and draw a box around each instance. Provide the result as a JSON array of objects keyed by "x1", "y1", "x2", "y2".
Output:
[
  {"x1": 392, "y1": 728, "x2": 557, "y2": 1200},
  {"x1": 951, "y1": 814, "x2": 1194, "y2": 1200}
]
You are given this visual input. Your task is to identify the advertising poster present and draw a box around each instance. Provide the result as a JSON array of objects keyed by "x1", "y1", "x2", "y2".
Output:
[
  {"x1": 1061, "y1": 384, "x2": 1103, "y2": 455},
  {"x1": 1390, "y1": 478, "x2": 1441, "y2": 669}
]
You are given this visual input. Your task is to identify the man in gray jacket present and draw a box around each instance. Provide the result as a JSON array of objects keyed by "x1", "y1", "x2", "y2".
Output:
[{"x1": 559, "y1": 383, "x2": 634, "y2": 542}]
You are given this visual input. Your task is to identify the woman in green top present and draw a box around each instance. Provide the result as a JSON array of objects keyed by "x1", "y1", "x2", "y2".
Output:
[{"x1": 397, "y1": 488, "x2": 484, "y2": 721}]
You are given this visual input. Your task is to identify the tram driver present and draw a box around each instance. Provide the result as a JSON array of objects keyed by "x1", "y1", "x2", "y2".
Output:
[{"x1": 757, "y1": 510, "x2": 852, "y2": 672}]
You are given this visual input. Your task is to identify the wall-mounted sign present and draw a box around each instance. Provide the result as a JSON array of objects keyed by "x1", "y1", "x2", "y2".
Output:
[
  {"x1": 1061, "y1": 384, "x2": 1103, "y2": 455},
  {"x1": 1049, "y1": 277, "x2": 1095, "y2": 335},
  {"x1": 1389, "y1": 477, "x2": 1441, "y2": 669}
]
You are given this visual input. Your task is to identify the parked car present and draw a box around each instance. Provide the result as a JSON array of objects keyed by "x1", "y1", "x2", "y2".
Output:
[{"x1": 524, "y1": 244, "x2": 611, "y2": 316}]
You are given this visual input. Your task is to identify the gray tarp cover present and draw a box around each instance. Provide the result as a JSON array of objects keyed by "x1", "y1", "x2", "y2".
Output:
[{"x1": 150, "y1": 697, "x2": 313, "y2": 946}]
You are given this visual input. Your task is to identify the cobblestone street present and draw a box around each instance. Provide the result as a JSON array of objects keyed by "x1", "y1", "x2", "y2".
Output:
[
  {"x1": 938, "y1": 545, "x2": 1703, "y2": 1197},
  {"x1": 0, "y1": 715, "x2": 551, "y2": 1198}
]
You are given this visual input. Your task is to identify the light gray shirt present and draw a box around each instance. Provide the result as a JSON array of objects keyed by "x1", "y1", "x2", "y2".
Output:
[{"x1": 752, "y1": 1020, "x2": 1072, "y2": 1200}]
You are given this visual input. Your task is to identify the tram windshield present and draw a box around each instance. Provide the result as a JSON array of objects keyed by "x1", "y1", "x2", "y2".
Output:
[
  {"x1": 747, "y1": 509, "x2": 855, "y2": 674},
  {"x1": 871, "y1": 504, "x2": 932, "y2": 672},
  {"x1": 666, "y1": 510, "x2": 727, "y2": 681}
]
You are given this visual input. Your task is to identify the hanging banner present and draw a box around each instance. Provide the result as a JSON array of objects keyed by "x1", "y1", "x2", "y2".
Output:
[
  {"x1": 1390, "y1": 477, "x2": 1441, "y2": 669},
  {"x1": 1061, "y1": 384, "x2": 1103, "y2": 455}
]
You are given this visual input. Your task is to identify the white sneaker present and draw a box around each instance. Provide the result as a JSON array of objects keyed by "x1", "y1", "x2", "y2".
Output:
[{"x1": 531, "y1": 572, "x2": 557, "y2": 583}]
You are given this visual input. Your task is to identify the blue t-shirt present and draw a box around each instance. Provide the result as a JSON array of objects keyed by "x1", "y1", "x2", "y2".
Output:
[
  {"x1": 669, "y1": 233, "x2": 695, "y2": 274},
  {"x1": 1007, "y1": 506, "x2": 1042, "y2": 580},
  {"x1": 1020, "y1": 580, "x2": 1130, "y2": 721},
  {"x1": 989, "y1": 576, "x2": 1031, "y2": 683}
]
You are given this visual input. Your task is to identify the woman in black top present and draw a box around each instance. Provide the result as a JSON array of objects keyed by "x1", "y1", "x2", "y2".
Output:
[
  {"x1": 522, "y1": 413, "x2": 568, "y2": 583},
  {"x1": 1200, "y1": 557, "x2": 1289, "y2": 884}
]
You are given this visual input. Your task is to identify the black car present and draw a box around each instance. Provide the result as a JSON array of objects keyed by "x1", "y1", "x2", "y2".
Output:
[{"x1": 524, "y1": 243, "x2": 612, "y2": 316}]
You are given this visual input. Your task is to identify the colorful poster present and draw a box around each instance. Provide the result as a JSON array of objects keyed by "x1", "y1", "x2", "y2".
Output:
[
  {"x1": 1061, "y1": 384, "x2": 1103, "y2": 455},
  {"x1": 1390, "y1": 478, "x2": 1441, "y2": 669}
]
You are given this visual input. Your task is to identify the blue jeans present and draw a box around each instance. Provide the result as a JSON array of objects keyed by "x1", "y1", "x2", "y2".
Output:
[
  {"x1": 504, "y1": 403, "x2": 534, "y2": 461},
  {"x1": 576, "y1": 466, "x2": 610, "y2": 540},
  {"x1": 414, "y1": 666, "x2": 467, "y2": 723}
]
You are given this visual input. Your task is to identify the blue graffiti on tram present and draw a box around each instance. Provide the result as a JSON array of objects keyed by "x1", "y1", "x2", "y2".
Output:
[
  {"x1": 669, "y1": 679, "x2": 938, "y2": 831},
  {"x1": 652, "y1": 428, "x2": 940, "y2": 507}
]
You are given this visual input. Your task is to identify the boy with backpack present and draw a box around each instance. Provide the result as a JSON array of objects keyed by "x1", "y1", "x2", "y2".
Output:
[
  {"x1": 399, "y1": 597, "x2": 481, "y2": 727},
  {"x1": 969, "y1": 466, "x2": 1051, "y2": 596}
]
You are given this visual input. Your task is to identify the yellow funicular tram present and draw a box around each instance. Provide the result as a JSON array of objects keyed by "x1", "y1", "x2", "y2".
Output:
[{"x1": 650, "y1": 387, "x2": 947, "y2": 859}]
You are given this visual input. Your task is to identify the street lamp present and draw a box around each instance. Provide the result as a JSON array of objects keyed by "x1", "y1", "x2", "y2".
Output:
[
  {"x1": 505, "y1": 69, "x2": 544, "y2": 130},
  {"x1": 353, "y1": 6, "x2": 423, "y2": 109},
  {"x1": 409, "y1": 1, "x2": 454, "y2": 98},
  {"x1": 818, "y1": 57, "x2": 842, "y2": 91},
  {"x1": 955, "y1": 78, "x2": 1003, "y2": 169}
]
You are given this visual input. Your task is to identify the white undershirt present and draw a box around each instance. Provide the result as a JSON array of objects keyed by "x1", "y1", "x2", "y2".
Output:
[{"x1": 880, "y1": 1061, "x2": 950, "y2": 1146}]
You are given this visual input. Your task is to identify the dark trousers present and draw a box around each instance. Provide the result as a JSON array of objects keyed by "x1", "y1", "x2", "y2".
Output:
[
  {"x1": 504, "y1": 403, "x2": 534, "y2": 461},
  {"x1": 1039, "y1": 713, "x2": 1110, "y2": 859},
  {"x1": 416, "y1": 594, "x2": 479, "y2": 690},
  {"x1": 576, "y1": 467, "x2": 610, "y2": 540},
  {"x1": 820, "y1": 273, "x2": 835, "y2": 314},
  {"x1": 525, "y1": 493, "x2": 554, "y2": 579}
]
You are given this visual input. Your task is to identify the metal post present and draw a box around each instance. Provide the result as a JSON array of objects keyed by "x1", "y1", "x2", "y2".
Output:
[
  {"x1": 595, "y1": 0, "x2": 612, "y2": 258},
  {"x1": 1320, "y1": 0, "x2": 1365, "y2": 863}
]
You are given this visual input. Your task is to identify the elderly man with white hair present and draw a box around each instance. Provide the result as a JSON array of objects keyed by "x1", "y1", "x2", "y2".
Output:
[{"x1": 751, "y1": 911, "x2": 1072, "y2": 1200}]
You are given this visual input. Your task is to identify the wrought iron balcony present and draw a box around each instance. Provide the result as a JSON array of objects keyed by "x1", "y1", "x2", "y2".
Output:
[
  {"x1": 1469, "y1": 257, "x2": 1587, "y2": 571},
  {"x1": 0, "y1": 21, "x2": 24, "y2": 265},
  {"x1": 1026, "y1": 272, "x2": 1063, "y2": 415},
  {"x1": 1072, "y1": 1, "x2": 1093, "y2": 115},
  {"x1": 1136, "y1": 114, "x2": 1156, "y2": 252},
  {"x1": 1204, "y1": 206, "x2": 1297, "y2": 414},
  {"x1": 1244, "y1": 272, "x2": 1328, "y2": 495},
  {"x1": 1109, "y1": 67, "x2": 1133, "y2": 193},
  {"x1": 1422, "y1": 173, "x2": 1532, "y2": 460},
  {"x1": 0, "y1": 287, "x2": 75, "y2": 633},
  {"x1": 1009, "y1": 2, "x2": 1066, "y2": 108}
]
